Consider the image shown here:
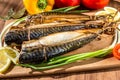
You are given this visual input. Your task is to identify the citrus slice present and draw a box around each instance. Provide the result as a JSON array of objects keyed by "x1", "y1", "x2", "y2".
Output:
[
  {"x1": 104, "y1": 7, "x2": 120, "y2": 21},
  {"x1": 4, "y1": 47, "x2": 20, "y2": 64},
  {"x1": 95, "y1": 7, "x2": 120, "y2": 22},
  {"x1": 0, "y1": 49, "x2": 11, "y2": 73},
  {"x1": 104, "y1": 7, "x2": 117, "y2": 13},
  {"x1": 95, "y1": 11, "x2": 109, "y2": 16}
]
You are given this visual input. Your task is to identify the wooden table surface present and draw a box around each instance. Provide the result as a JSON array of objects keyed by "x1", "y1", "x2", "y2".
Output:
[{"x1": 1, "y1": 0, "x2": 120, "y2": 80}]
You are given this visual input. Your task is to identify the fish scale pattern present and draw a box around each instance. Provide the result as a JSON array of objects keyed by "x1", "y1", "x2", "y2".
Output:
[
  {"x1": 19, "y1": 33, "x2": 97, "y2": 64},
  {"x1": 5, "y1": 24, "x2": 102, "y2": 45}
]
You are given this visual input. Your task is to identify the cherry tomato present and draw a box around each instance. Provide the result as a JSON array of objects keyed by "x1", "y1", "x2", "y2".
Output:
[
  {"x1": 113, "y1": 43, "x2": 120, "y2": 59},
  {"x1": 82, "y1": 0, "x2": 110, "y2": 9},
  {"x1": 55, "y1": 0, "x2": 80, "y2": 8}
]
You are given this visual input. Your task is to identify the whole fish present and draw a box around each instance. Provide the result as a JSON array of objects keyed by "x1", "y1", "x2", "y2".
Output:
[
  {"x1": 10, "y1": 12, "x2": 107, "y2": 31},
  {"x1": 22, "y1": 29, "x2": 101, "y2": 51},
  {"x1": 10, "y1": 12, "x2": 93, "y2": 30},
  {"x1": 19, "y1": 32, "x2": 98, "y2": 64},
  {"x1": 27, "y1": 20, "x2": 104, "y2": 29},
  {"x1": 26, "y1": 12, "x2": 93, "y2": 25},
  {"x1": 5, "y1": 24, "x2": 103, "y2": 45},
  {"x1": 21, "y1": 31, "x2": 85, "y2": 52}
]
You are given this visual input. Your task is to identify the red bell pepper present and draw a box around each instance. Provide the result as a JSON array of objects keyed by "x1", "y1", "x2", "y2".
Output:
[
  {"x1": 113, "y1": 43, "x2": 120, "y2": 59},
  {"x1": 82, "y1": 0, "x2": 110, "y2": 9},
  {"x1": 55, "y1": 0, "x2": 80, "y2": 8}
]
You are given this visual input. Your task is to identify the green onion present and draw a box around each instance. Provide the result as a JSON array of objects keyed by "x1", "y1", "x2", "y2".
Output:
[
  {"x1": 50, "y1": 6, "x2": 79, "y2": 12},
  {"x1": 63, "y1": 6, "x2": 79, "y2": 12},
  {"x1": 19, "y1": 62, "x2": 68, "y2": 70},
  {"x1": 50, "y1": 6, "x2": 89, "y2": 13}
]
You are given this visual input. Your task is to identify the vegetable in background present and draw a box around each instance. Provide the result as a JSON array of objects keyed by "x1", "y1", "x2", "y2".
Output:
[
  {"x1": 55, "y1": 0, "x2": 80, "y2": 8},
  {"x1": 50, "y1": 6, "x2": 80, "y2": 12},
  {"x1": 23, "y1": 0, "x2": 54, "y2": 14},
  {"x1": 113, "y1": 25, "x2": 120, "y2": 59},
  {"x1": 82, "y1": 0, "x2": 110, "y2": 9},
  {"x1": 113, "y1": 43, "x2": 120, "y2": 59}
]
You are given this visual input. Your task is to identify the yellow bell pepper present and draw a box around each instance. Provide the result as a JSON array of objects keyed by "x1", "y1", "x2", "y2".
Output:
[{"x1": 23, "y1": 0, "x2": 54, "y2": 15}]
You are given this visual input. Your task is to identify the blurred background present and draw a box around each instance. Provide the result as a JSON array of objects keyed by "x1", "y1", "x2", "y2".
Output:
[
  {"x1": 0, "y1": 0, "x2": 23, "y2": 16},
  {"x1": 0, "y1": 0, "x2": 23, "y2": 32}
]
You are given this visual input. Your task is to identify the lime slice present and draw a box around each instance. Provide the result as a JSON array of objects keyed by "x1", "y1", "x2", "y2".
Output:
[
  {"x1": 4, "y1": 47, "x2": 20, "y2": 64},
  {"x1": 0, "y1": 49, "x2": 11, "y2": 73}
]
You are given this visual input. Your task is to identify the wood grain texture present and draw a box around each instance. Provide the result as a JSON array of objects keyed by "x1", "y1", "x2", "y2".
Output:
[{"x1": 1, "y1": 0, "x2": 120, "y2": 80}]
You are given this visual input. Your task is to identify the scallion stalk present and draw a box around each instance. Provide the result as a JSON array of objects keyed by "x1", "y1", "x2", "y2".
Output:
[
  {"x1": 50, "y1": 6, "x2": 79, "y2": 12},
  {"x1": 63, "y1": 6, "x2": 79, "y2": 12}
]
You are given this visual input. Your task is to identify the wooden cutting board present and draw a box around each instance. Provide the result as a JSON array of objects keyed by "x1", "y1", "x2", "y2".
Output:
[{"x1": 1, "y1": 16, "x2": 120, "y2": 79}]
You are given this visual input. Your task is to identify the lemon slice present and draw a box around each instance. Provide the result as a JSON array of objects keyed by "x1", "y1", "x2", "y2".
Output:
[
  {"x1": 0, "y1": 49, "x2": 11, "y2": 73},
  {"x1": 95, "y1": 7, "x2": 120, "y2": 22},
  {"x1": 95, "y1": 11, "x2": 109, "y2": 16},
  {"x1": 104, "y1": 7, "x2": 120, "y2": 21},
  {"x1": 104, "y1": 7, "x2": 117, "y2": 13},
  {"x1": 4, "y1": 47, "x2": 20, "y2": 64}
]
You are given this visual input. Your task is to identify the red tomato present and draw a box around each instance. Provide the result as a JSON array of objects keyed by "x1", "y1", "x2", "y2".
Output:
[
  {"x1": 113, "y1": 44, "x2": 120, "y2": 59},
  {"x1": 55, "y1": 0, "x2": 80, "y2": 8},
  {"x1": 82, "y1": 0, "x2": 110, "y2": 9}
]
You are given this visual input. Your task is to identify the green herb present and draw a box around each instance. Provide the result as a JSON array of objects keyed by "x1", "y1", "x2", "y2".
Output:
[
  {"x1": 50, "y1": 6, "x2": 80, "y2": 12},
  {"x1": 0, "y1": 8, "x2": 14, "y2": 20},
  {"x1": 0, "y1": 8, "x2": 26, "y2": 20},
  {"x1": 49, "y1": 6, "x2": 89, "y2": 13},
  {"x1": 63, "y1": 6, "x2": 79, "y2": 12},
  {"x1": 11, "y1": 8, "x2": 26, "y2": 19}
]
